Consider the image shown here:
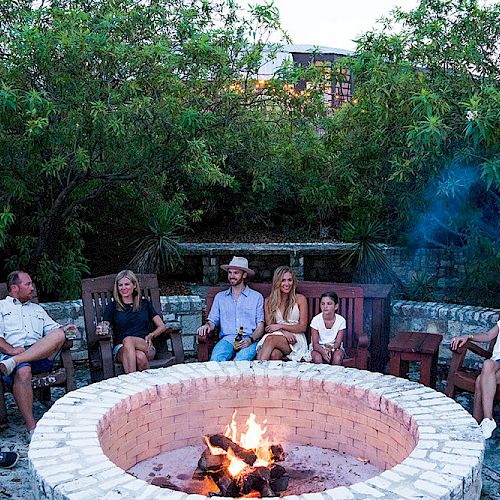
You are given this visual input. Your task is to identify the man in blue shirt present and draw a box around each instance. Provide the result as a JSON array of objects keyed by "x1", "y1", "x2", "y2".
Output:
[{"x1": 197, "y1": 257, "x2": 264, "y2": 361}]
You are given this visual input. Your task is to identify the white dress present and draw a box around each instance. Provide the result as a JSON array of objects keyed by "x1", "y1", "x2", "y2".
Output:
[{"x1": 257, "y1": 304, "x2": 309, "y2": 361}]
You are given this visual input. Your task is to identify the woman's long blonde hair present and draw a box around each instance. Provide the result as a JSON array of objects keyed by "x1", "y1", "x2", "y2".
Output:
[
  {"x1": 113, "y1": 270, "x2": 141, "y2": 312},
  {"x1": 267, "y1": 266, "x2": 297, "y2": 323}
]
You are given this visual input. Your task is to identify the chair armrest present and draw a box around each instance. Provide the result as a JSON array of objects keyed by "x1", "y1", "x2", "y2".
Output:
[
  {"x1": 60, "y1": 339, "x2": 76, "y2": 391},
  {"x1": 354, "y1": 333, "x2": 369, "y2": 370},
  {"x1": 167, "y1": 327, "x2": 184, "y2": 364},
  {"x1": 452, "y1": 340, "x2": 492, "y2": 359},
  {"x1": 98, "y1": 335, "x2": 114, "y2": 380},
  {"x1": 198, "y1": 329, "x2": 219, "y2": 362},
  {"x1": 62, "y1": 339, "x2": 74, "y2": 350}
]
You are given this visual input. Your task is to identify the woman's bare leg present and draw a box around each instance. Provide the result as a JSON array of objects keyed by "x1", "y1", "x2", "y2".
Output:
[
  {"x1": 257, "y1": 336, "x2": 291, "y2": 360},
  {"x1": 117, "y1": 336, "x2": 149, "y2": 374},
  {"x1": 270, "y1": 349, "x2": 284, "y2": 360},
  {"x1": 136, "y1": 351, "x2": 149, "y2": 371}
]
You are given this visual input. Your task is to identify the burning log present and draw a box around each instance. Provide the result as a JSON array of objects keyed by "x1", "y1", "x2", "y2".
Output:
[
  {"x1": 269, "y1": 464, "x2": 289, "y2": 493},
  {"x1": 198, "y1": 449, "x2": 228, "y2": 471},
  {"x1": 210, "y1": 475, "x2": 240, "y2": 497},
  {"x1": 239, "y1": 466, "x2": 271, "y2": 495},
  {"x1": 270, "y1": 444, "x2": 285, "y2": 462},
  {"x1": 208, "y1": 434, "x2": 257, "y2": 466},
  {"x1": 199, "y1": 422, "x2": 288, "y2": 498}
]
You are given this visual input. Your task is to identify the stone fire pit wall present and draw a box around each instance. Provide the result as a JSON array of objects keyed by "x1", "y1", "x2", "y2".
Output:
[{"x1": 29, "y1": 362, "x2": 484, "y2": 499}]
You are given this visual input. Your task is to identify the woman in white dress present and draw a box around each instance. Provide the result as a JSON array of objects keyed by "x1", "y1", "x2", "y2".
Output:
[{"x1": 256, "y1": 266, "x2": 308, "y2": 361}]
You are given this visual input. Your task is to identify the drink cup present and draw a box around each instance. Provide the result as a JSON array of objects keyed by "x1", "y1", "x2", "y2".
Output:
[
  {"x1": 65, "y1": 325, "x2": 78, "y2": 340},
  {"x1": 97, "y1": 322, "x2": 110, "y2": 336}
]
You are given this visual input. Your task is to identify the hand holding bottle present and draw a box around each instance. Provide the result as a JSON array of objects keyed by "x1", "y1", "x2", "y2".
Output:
[{"x1": 234, "y1": 326, "x2": 244, "y2": 351}]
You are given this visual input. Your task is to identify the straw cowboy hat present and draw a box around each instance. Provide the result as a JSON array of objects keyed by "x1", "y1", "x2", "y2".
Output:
[{"x1": 220, "y1": 256, "x2": 255, "y2": 277}]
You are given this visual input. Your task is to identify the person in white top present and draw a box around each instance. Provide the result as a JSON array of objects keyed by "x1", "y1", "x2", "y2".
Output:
[
  {"x1": 451, "y1": 320, "x2": 500, "y2": 439},
  {"x1": 256, "y1": 266, "x2": 308, "y2": 361},
  {"x1": 0, "y1": 271, "x2": 76, "y2": 434},
  {"x1": 310, "y1": 291, "x2": 346, "y2": 365}
]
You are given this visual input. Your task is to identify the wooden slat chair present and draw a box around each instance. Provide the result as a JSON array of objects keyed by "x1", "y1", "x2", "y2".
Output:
[
  {"x1": 445, "y1": 316, "x2": 500, "y2": 403},
  {"x1": 198, "y1": 281, "x2": 368, "y2": 370},
  {"x1": 0, "y1": 282, "x2": 75, "y2": 430},
  {"x1": 82, "y1": 274, "x2": 184, "y2": 383}
]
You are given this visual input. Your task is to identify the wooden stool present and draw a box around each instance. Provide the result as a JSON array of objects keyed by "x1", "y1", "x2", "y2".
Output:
[{"x1": 388, "y1": 332, "x2": 443, "y2": 388}]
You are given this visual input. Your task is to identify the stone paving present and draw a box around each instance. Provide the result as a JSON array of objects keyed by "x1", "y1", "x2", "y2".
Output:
[{"x1": 1, "y1": 363, "x2": 499, "y2": 499}]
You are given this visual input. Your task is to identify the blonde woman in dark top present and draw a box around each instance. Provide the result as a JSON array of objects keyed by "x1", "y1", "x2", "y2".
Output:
[{"x1": 98, "y1": 270, "x2": 166, "y2": 373}]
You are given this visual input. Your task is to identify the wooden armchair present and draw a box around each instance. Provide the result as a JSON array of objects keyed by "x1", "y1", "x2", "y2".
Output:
[
  {"x1": 82, "y1": 274, "x2": 184, "y2": 383},
  {"x1": 198, "y1": 281, "x2": 368, "y2": 370},
  {"x1": 445, "y1": 322, "x2": 500, "y2": 402},
  {"x1": 0, "y1": 283, "x2": 75, "y2": 430}
]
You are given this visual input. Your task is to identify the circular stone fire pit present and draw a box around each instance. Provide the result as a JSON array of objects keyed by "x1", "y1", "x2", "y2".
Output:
[{"x1": 29, "y1": 362, "x2": 484, "y2": 499}]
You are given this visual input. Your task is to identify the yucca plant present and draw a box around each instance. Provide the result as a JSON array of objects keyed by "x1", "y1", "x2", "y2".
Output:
[
  {"x1": 340, "y1": 219, "x2": 395, "y2": 284},
  {"x1": 128, "y1": 202, "x2": 186, "y2": 274}
]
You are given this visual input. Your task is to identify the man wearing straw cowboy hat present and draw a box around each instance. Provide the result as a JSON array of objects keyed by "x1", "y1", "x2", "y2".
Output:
[{"x1": 197, "y1": 256, "x2": 264, "y2": 361}]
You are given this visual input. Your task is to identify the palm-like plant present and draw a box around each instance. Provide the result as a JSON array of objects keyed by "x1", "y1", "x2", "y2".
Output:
[
  {"x1": 128, "y1": 203, "x2": 186, "y2": 274},
  {"x1": 340, "y1": 219, "x2": 395, "y2": 284}
]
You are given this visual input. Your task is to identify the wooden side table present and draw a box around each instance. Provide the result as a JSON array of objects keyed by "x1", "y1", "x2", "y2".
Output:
[{"x1": 388, "y1": 332, "x2": 443, "y2": 388}]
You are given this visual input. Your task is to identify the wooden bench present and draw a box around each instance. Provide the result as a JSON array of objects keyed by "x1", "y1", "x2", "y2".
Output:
[{"x1": 198, "y1": 281, "x2": 368, "y2": 370}]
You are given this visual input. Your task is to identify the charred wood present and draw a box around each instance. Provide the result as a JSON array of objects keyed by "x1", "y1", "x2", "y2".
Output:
[
  {"x1": 208, "y1": 434, "x2": 257, "y2": 465},
  {"x1": 198, "y1": 449, "x2": 228, "y2": 471},
  {"x1": 270, "y1": 444, "x2": 285, "y2": 462}
]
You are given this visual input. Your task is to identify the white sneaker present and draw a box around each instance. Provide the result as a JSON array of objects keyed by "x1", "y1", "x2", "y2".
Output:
[
  {"x1": 479, "y1": 418, "x2": 497, "y2": 439},
  {"x1": 0, "y1": 357, "x2": 16, "y2": 376}
]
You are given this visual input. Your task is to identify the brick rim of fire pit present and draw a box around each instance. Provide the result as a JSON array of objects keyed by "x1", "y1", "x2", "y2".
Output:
[{"x1": 29, "y1": 362, "x2": 484, "y2": 499}]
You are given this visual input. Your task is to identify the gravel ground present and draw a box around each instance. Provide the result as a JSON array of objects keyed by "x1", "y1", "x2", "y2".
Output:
[{"x1": 1, "y1": 363, "x2": 499, "y2": 499}]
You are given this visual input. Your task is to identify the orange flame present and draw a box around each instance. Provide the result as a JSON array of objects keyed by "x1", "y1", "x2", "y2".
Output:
[
  {"x1": 227, "y1": 447, "x2": 247, "y2": 477},
  {"x1": 221, "y1": 411, "x2": 273, "y2": 478},
  {"x1": 204, "y1": 436, "x2": 224, "y2": 455}
]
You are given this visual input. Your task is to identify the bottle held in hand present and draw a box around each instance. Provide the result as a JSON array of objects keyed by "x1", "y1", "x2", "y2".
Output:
[{"x1": 234, "y1": 326, "x2": 244, "y2": 350}]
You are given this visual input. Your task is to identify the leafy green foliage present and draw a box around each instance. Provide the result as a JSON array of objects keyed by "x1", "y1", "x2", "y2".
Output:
[
  {"x1": 128, "y1": 198, "x2": 187, "y2": 274},
  {"x1": 325, "y1": 0, "x2": 499, "y2": 246},
  {"x1": 340, "y1": 220, "x2": 395, "y2": 284},
  {"x1": 0, "y1": 0, "x2": 326, "y2": 298}
]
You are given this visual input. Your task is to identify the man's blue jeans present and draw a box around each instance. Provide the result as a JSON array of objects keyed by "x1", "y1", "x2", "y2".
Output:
[{"x1": 210, "y1": 338, "x2": 257, "y2": 361}]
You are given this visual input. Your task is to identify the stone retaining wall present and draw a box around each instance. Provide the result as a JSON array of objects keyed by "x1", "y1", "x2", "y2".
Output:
[
  {"x1": 177, "y1": 243, "x2": 467, "y2": 295},
  {"x1": 39, "y1": 296, "x2": 498, "y2": 367},
  {"x1": 391, "y1": 301, "x2": 500, "y2": 367}
]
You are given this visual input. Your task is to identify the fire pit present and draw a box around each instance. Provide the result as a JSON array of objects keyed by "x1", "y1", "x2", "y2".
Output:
[{"x1": 29, "y1": 362, "x2": 484, "y2": 499}]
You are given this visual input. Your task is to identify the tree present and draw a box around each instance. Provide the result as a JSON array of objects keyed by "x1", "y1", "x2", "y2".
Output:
[
  {"x1": 323, "y1": 0, "x2": 499, "y2": 304},
  {"x1": 324, "y1": 0, "x2": 499, "y2": 241},
  {"x1": 0, "y1": 0, "x2": 327, "y2": 297}
]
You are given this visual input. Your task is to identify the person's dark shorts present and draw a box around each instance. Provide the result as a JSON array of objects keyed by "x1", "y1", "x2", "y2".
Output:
[{"x1": 1, "y1": 356, "x2": 54, "y2": 386}]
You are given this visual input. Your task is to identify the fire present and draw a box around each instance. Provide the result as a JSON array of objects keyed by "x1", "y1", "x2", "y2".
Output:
[
  {"x1": 227, "y1": 447, "x2": 247, "y2": 477},
  {"x1": 223, "y1": 411, "x2": 272, "y2": 477}
]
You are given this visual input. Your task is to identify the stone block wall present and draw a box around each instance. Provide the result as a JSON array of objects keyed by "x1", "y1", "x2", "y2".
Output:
[
  {"x1": 305, "y1": 247, "x2": 467, "y2": 292},
  {"x1": 41, "y1": 296, "x2": 203, "y2": 361},
  {"x1": 391, "y1": 300, "x2": 500, "y2": 367}
]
